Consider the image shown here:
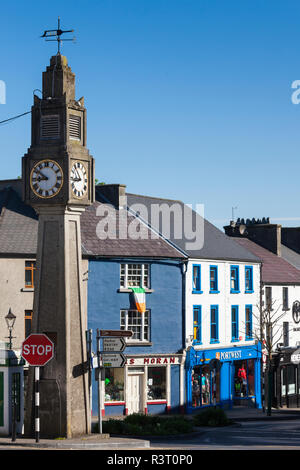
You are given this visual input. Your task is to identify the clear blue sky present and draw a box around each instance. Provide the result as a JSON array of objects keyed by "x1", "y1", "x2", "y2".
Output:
[{"x1": 1, "y1": 0, "x2": 300, "y2": 229}]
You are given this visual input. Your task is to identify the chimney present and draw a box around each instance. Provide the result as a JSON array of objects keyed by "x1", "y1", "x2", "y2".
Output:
[
  {"x1": 281, "y1": 227, "x2": 300, "y2": 255},
  {"x1": 224, "y1": 217, "x2": 282, "y2": 256},
  {"x1": 96, "y1": 184, "x2": 127, "y2": 210}
]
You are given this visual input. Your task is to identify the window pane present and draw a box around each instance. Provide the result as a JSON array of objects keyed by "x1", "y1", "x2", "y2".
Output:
[
  {"x1": 25, "y1": 270, "x2": 33, "y2": 286},
  {"x1": 193, "y1": 266, "x2": 200, "y2": 291},
  {"x1": 104, "y1": 368, "x2": 124, "y2": 402},
  {"x1": 147, "y1": 367, "x2": 166, "y2": 400},
  {"x1": 121, "y1": 310, "x2": 149, "y2": 341}
]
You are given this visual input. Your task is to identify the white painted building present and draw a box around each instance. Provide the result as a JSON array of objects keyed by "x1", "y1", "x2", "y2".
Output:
[
  {"x1": 185, "y1": 259, "x2": 261, "y2": 349},
  {"x1": 225, "y1": 220, "x2": 300, "y2": 409}
]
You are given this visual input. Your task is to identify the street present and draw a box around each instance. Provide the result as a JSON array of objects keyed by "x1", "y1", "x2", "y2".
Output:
[
  {"x1": 147, "y1": 419, "x2": 300, "y2": 450},
  {"x1": 1, "y1": 418, "x2": 300, "y2": 451}
]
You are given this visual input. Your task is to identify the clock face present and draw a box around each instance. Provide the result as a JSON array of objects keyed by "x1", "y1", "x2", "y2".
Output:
[
  {"x1": 70, "y1": 161, "x2": 88, "y2": 198},
  {"x1": 30, "y1": 160, "x2": 63, "y2": 198}
]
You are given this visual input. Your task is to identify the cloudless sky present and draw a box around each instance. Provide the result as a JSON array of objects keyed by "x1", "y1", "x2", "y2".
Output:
[{"x1": 1, "y1": 0, "x2": 300, "y2": 229}]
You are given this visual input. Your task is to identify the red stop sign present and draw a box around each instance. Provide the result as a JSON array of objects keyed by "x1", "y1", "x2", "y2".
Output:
[{"x1": 21, "y1": 334, "x2": 54, "y2": 366}]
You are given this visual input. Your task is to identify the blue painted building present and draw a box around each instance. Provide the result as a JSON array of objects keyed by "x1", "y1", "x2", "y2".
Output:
[{"x1": 81, "y1": 185, "x2": 187, "y2": 416}]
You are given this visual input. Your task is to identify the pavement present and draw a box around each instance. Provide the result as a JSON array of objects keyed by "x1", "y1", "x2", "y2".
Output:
[{"x1": 1, "y1": 406, "x2": 300, "y2": 450}]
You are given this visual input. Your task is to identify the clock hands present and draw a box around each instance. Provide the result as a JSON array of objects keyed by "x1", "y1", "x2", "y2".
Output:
[
  {"x1": 71, "y1": 168, "x2": 82, "y2": 182},
  {"x1": 35, "y1": 168, "x2": 49, "y2": 181}
]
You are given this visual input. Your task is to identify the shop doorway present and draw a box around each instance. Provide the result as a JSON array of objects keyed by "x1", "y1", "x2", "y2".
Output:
[
  {"x1": 233, "y1": 360, "x2": 255, "y2": 406},
  {"x1": 127, "y1": 370, "x2": 144, "y2": 415},
  {"x1": 280, "y1": 365, "x2": 298, "y2": 408}
]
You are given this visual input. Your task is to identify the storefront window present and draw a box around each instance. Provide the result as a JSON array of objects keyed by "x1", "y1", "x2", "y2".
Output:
[
  {"x1": 191, "y1": 365, "x2": 220, "y2": 407},
  {"x1": 287, "y1": 365, "x2": 296, "y2": 395},
  {"x1": 147, "y1": 367, "x2": 166, "y2": 400},
  {"x1": 234, "y1": 360, "x2": 254, "y2": 398},
  {"x1": 104, "y1": 368, "x2": 124, "y2": 402}
]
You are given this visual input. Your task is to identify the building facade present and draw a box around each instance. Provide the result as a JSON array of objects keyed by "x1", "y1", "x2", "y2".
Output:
[
  {"x1": 126, "y1": 194, "x2": 263, "y2": 411},
  {"x1": 225, "y1": 218, "x2": 300, "y2": 409},
  {"x1": 88, "y1": 257, "x2": 185, "y2": 416}
]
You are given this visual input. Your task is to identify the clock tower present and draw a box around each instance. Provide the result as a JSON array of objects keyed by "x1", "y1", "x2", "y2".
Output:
[{"x1": 23, "y1": 54, "x2": 94, "y2": 438}]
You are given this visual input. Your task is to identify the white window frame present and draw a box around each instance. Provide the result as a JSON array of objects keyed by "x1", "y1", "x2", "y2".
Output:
[
  {"x1": 120, "y1": 309, "x2": 150, "y2": 342},
  {"x1": 120, "y1": 263, "x2": 150, "y2": 289}
]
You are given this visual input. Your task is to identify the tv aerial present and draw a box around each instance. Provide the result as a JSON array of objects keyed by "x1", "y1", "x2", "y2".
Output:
[{"x1": 41, "y1": 17, "x2": 75, "y2": 54}]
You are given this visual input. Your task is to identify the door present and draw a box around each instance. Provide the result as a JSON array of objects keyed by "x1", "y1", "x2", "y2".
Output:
[
  {"x1": 127, "y1": 374, "x2": 143, "y2": 415},
  {"x1": 0, "y1": 372, "x2": 3, "y2": 427}
]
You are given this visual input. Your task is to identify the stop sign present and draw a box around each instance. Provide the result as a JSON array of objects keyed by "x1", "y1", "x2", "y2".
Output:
[{"x1": 21, "y1": 334, "x2": 54, "y2": 366}]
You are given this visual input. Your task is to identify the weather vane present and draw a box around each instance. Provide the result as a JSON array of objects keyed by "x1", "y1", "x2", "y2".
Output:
[{"x1": 41, "y1": 17, "x2": 75, "y2": 54}]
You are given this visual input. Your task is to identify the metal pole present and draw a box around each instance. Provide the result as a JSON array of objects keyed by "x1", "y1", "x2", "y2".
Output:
[
  {"x1": 35, "y1": 367, "x2": 40, "y2": 443},
  {"x1": 86, "y1": 329, "x2": 93, "y2": 420},
  {"x1": 96, "y1": 329, "x2": 102, "y2": 434},
  {"x1": 11, "y1": 373, "x2": 16, "y2": 442}
]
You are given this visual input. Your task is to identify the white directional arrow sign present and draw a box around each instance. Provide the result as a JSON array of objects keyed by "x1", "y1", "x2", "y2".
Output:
[
  {"x1": 101, "y1": 353, "x2": 126, "y2": 368},
  {"x1": 102, "y1": 337, "x2": 126, "y2": 352}
]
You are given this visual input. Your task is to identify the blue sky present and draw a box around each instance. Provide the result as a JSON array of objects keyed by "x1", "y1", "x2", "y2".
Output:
[{"x1": 1, "y1": 0, "x2": 300, "y2": 229}]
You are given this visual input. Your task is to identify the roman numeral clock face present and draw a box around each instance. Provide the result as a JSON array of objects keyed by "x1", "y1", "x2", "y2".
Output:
[
  {"x1": 70, "y1": 161, "x2": 88, "y2": 198},
  {"x1": 30, "y1": 160, "x2": 63, "y2": 198}
]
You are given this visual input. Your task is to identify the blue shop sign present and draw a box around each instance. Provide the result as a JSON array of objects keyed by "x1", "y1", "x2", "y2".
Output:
[{"x1": 186, "y1": 343, "x2": 261, "y2": 368}]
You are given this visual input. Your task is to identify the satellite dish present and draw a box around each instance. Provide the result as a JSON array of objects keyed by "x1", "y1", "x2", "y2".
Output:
[{"x1": 239, "y1": 224, "x2": 246, "y2": 235}]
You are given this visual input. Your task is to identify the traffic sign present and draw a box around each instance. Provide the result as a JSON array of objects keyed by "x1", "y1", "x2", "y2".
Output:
[
  {"x1": 102, "y1": 337, "x2": 126, "y2": 352},
  {"x1": 21, "y1": 334, "x2": 54, "y2": 366},
  {"x1": 101, "y1": 353, "x2": 126, "y2": 368},
  {"x1": 100, "y1": 329, "x2": 133, "y2": 338}
]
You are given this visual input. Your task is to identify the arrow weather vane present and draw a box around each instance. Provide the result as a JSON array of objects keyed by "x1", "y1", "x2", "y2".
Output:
[{"x1": 40, "y1": 17, "x2": 75, "y2": 54}]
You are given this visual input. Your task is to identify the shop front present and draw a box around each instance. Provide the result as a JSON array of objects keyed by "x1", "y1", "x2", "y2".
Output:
[
  {"x1": 185, "y1": 343, "x2": 262, "y2": 413},
  {"x1": 273, "y1": 347, "x2": 300, "y2": 408},
  {"x1": 101, "y1": 354, "x2": 183, "y2": 416}
]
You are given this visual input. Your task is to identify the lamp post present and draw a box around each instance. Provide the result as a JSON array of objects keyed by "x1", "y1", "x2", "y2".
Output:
[
  {"x1": 5, "y1": 308, "x2": 16, "y2": 350},
  {"x1": 4, "y1": 308, "x2": 17, "y2": 441}
]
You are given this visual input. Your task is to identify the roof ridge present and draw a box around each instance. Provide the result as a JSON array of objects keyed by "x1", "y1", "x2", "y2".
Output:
[{"x1": 126, "y1": 192, "x2": 183, "y2": 204}]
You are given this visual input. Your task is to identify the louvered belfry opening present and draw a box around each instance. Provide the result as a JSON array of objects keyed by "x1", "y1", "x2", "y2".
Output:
[
  {"x1": 69, "y1": 114, "x2": 81, "y2": 140},
  {"x1": 40, "y1": 115, "x2": 60, "y2": 140}
]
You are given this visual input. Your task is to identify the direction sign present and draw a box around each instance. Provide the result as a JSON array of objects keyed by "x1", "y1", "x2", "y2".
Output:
[
  {"x1": 101, "y1": 353, "x2": 126, "y2": 368},
  {"x1": 21, "y1": 334, "x2": 54, "y2": 366},
  {"x1": 102, "y1": 337, "x2": 126, "y2": 352},
  {"x1": 100, "y1": 329, "x2": 133, "y2": 338}
]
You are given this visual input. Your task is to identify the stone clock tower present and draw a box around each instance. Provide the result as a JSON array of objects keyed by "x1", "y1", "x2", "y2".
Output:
[{"x1": 23, "y1": 54, "x2": 94, "y2": 438}]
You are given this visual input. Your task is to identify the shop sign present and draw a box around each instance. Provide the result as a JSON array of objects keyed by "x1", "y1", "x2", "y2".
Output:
[
  {"x1": 216, "y1": 350, "x2": 242, "y2": 361},
  {"x1": 126, "y1": 356, "x2": 180, "y2": 366},
  {"x1": 292, "y1": 301, "x2": 300, "y2": 324},
  {"x1": 291, "y1": 349, "x2": 300, "y2": 364}
]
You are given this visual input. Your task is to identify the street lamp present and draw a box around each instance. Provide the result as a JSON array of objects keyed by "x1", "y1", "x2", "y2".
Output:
[{"x1": 5, "y1": 308, "x2": 16, "y2": 350}]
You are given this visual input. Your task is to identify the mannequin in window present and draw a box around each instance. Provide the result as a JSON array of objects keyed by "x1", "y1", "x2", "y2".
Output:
[
  {"x1": 238, "y1": 363, "x2": 247, "y2": 396},
  {"x1": 192, "y1": 379, "x2": 200, "y2": 407}
]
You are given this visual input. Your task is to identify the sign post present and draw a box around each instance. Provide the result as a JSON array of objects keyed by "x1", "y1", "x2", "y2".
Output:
[
  {"x1": 96, "y1": 329, "x2": 133, "y2": 434},
  {"x1": 21, "y1": 334, "x2": 54, "y2": 442}
]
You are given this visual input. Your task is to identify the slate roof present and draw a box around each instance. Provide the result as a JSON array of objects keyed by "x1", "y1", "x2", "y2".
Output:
[
  {"x1": 80, "y1": 196, "x2": 185, "y2": 258},
  {"x1": 233, "y1": 237, "x2": 300, "y2": 285},
  {"x1": 126, "y1": 193, "x2": 260, "y2": 263},
  {"x1": 0, "y1": 187, "x2": 38, "y2": 255},
  {"x1": 281, "y1": 244, "x2": 300, "y2": 271},
  {"x1": 0, "y1": 186, "x2": 184, "y2": 259}
]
